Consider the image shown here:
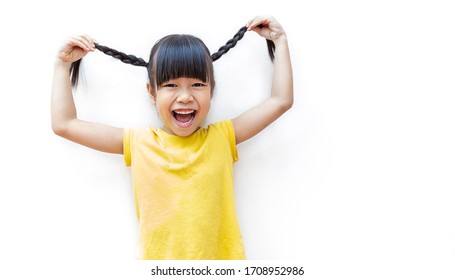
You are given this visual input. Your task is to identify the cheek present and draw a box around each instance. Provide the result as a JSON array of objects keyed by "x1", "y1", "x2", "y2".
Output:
[
  {"x1": 154, "y1": 98, "x2": 171, "y2": 118},
  {"x1": 198, "y1": 95, "x2": 211, "y2": 114}
]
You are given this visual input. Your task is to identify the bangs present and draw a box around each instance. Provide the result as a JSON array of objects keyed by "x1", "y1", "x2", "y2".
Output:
[{"x1": 153, "y1": 35, "x2": 212, "y2": 87}]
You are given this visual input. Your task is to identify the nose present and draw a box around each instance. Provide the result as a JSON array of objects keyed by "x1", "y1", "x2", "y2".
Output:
[{"x1": 176, "y1": 88, "x2": 194, "y2": 103}]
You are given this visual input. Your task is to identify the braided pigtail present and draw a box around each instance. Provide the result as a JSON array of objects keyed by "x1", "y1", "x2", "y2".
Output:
[
  {"x1": 211, "y1": 26, "x2": 247, "y2": 61},
  {"x1": 94, "y1": 44, "x2": 148, "y2": 67},
  {"x1": 265, "y1": 39, "x2": 276, "y2": 61},
  {"x1": 69, "y1": 60, "x2": 82, "y2": 87},
  {"x1": 69, "y1": 23, "x2": 276, "y2": 87},
  {"x1": 211, "y1": 25, "x2": 276, "y2": 62},
  {"x1": 70, "y1": 44, "x2": 148, "y2": 87}
]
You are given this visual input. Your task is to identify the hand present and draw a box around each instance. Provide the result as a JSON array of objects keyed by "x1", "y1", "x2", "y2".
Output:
[
  {"x1": 246, "y1": 16, "x2": 286, "y2": 43},
  {"x1": 56, "y1": 34, "x2": 97, "y2": 64}
]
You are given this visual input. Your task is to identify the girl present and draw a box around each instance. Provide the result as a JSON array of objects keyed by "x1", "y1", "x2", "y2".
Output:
[{"x1": 51, "y1": 15, "x2": 293, "y2": 260}]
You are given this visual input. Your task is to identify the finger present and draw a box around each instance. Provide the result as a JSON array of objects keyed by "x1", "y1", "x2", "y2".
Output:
[
  {"x1": 80, "y1": 34, "x2": 97, "y2": 48},
  {"x1": 247, "y1": 16, "x2": 270, "y2": 30},
  {"x1": 247, "y1": 16, "x2": 264, "y2": 30},
  {"x1": 73, "y1": 35, "x2": 96, "y2": 51},
  {"x1": 67, "y1": 37, "x2": 90, "y2": 52},
  {"x1": 246, "y1": 16, "x2": 259, "y2": 29}
]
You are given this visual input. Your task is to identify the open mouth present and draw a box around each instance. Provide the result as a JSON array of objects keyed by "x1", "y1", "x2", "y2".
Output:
[{"x1": 172, "y1": 109, "x2": 197, "y2": 128}]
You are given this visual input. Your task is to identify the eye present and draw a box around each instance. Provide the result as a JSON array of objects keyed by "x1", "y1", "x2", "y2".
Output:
[
  {"x1": 162, "y1": 83, "x2": 177, "y2": 88},
  {"x1": 192, "y1": 83, "x2": 207, "y2": 87}
]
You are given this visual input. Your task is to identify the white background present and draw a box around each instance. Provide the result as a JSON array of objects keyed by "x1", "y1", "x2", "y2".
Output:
[{"x1": 0, "y1": 0, "x2": 454, "y2": 279}]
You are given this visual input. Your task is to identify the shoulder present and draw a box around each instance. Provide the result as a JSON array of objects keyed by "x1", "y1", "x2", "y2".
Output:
[
  {"x1": 124, "y1": 126, "x2": 158, "y2": 147},
  {"x1": 207, "y1": 120, "x2": 238, "y2": 161},
  {"x1": 125, "y1": 126, "x2": 156, "y2": 138},
  {"x1": 207, "y1": 120, "x2": 237, "y2": 141},
  {"x1": 208, "y1": 120, "x2": 235, "y2": 134},
  {"x1": 123, "y1": 126, "x2": 157, "y2": 166}
]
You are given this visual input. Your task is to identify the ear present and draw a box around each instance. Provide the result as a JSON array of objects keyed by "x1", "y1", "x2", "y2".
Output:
[{"x1": 146, "y1": 82, "x2": 156, "y2": 103}]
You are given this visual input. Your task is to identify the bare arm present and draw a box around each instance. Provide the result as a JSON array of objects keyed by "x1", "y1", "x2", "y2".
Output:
[
  {"x1": 51, "y1": 35, "x2": 123, "y2": 154},
  {"x1": 232, "y1": 16, "x2": 294, "y2": 144}
]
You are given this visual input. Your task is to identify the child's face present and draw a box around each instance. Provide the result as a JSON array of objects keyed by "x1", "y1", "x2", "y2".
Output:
[{"x1": 148, "y1": 77, "x2": 211, "y2": 136}]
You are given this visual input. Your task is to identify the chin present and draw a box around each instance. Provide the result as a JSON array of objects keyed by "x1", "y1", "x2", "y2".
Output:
[{"x1": 171, "y1": 125, "x2": 200, "y2": 137}]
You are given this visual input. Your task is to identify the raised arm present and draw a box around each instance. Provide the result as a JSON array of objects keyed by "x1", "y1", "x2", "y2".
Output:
[
  {"x1": 232, "y1": 16, "x2": 293, "y2": 144},
  {"x1": 51, "y1": 35, "x2": 124, "y2": 154}
]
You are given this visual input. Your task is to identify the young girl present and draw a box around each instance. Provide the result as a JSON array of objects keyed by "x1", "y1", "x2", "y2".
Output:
[{"x1": 51, "y1": 15, "x2": 293, "y2": 260}]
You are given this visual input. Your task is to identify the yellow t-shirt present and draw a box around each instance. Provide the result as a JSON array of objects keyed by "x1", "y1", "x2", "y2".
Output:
[{"x1": 123, "y1": 120, "x2": 246, "y2": 260}]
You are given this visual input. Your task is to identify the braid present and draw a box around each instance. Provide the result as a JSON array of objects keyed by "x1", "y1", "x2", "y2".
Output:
[
  {"x1": 70, "y1": 22, "x2": 276, "y2": 88},
  {"x1": 211, "y1": 25, "x2": 276, "y2": 62},
  {"x1": 70, "y1": 44, "x2": 148, "y2": 88},
  {"x1": 94, "y1": 44, "x2": 148, "y2": 67},
  {"x1": 265, "y1": 39, "x2": 275, "y2": 61},
  {"x1": 211, "y1": 26, "x2": 247, "y2": 61},
  {"x1": 70, "y1": 60, "x2": 82, "y2": 88}
]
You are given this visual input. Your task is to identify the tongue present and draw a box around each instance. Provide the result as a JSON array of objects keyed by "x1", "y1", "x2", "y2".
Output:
[{"x1": 175, "y1": 113, "x2": 193, "y2": 123}]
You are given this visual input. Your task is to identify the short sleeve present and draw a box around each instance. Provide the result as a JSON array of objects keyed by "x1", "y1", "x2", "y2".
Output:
[
  {"x1": 226, "y1": 120, "x2": 239, "y2": 162},
  {"x1": 214, "y1": 120, "x2": 238, "y2": 163},
  {"x1": 123, "y1": 128, "x2": 132, "y2": 167}
]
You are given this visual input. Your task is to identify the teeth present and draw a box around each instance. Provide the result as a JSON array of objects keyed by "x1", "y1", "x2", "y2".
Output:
[{"x1": 174, "y1": 110, "x2": 194, "y2": 115}]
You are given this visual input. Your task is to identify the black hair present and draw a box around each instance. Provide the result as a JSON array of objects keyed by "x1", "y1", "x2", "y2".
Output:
[
  {"x1": 70, "y1": 44, "x2": 147, "y2": 87},
  {"x1": 211, "y1": 26, "x2": 275, "y2": 61},
  {"x1": 70, "y1": 26, "x2": 275, "y2": 88},
  {"x1": 148, "y1": 34, "x2": 214, "y2": 92}
]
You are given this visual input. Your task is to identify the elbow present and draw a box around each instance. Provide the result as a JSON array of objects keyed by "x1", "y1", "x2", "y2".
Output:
[
  {"x1": 273, "y1": 87, "x2": 294, "y2": 113},
  {"x1": 52, "y1": 119, "x2": 72, "y2": 138},
  {"x1": 52, "y1": 122, "x2": 66, "y2": 137},
  {"x1": 271, "y1": 96, "x2": 294, "y2": 116},
  {"x1": 279, "y1": 97, "x2": 294, "y2": 113},
  {"x1": 284, "y1": 98, "x2": 294, "y2": 111}
]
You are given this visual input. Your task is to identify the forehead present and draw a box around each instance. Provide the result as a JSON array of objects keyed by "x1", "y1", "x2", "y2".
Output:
[{"x1": 153, "y1": 37, "x2": 213, "y2": 85}]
